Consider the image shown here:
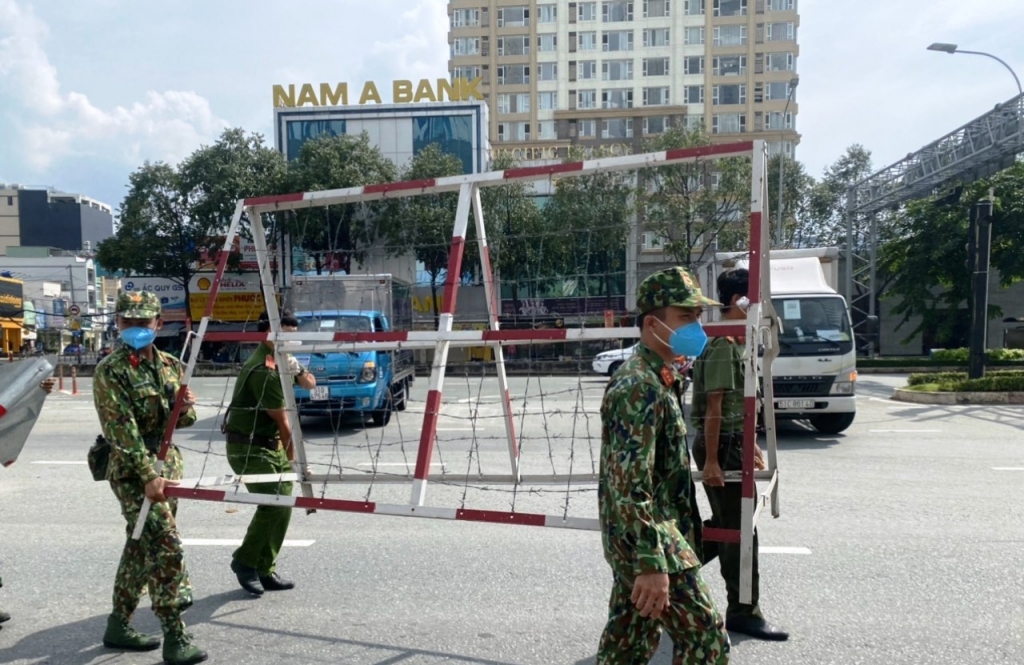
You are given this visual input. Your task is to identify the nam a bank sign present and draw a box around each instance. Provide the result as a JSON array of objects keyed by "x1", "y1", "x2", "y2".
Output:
[{"x1": 273, "y1": 78, "x2": 484, "y2": 107}]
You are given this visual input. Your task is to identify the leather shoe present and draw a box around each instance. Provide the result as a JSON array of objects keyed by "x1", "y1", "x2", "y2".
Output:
[
  {"x1": 726, "y1": 615, "x2": 789, "y2": 641},
  {"x1": 259, "y1": 573, "x2": 295, "y2": 591},
  {"x1": 230, "y1": 559, "x2": 264, "y2": 596},
  {"x1": 0, "y1": 609, "x2": 10, "y2": 624}
]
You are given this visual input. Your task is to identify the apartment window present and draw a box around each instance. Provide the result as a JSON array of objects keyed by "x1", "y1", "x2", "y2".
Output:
[
  {"x1": 538, "y1": 34, "x2": 558, "y2": 52},
  {"x1": 538, "y1": 120, "x2": 557, "y2": 139},
  {"x1": 685, "y1": 27, "x2": 705, "y2": 45},
  {"x1": 643, "y1": 28, "x2": 670, "y2": 47},
  {"x1": 452, "y1": 66, "x2": 481, "y2": 81},
  {"x1": 603, "y1": 0, "x2": 634, "y2": 21},
  {"x1": 578, "y1": 89, "x2": 598, "y2": 109},
  {"x1": 713, "y1": 55, "x2": 746, "y2": 76},
  {"x1": 538, "y1": 91, "x2": 558, "y2": 110},
  {"x1": 643, "y1": 0, "x2": 671, "y2": 17},
  {"x1": 765, "y1": 111, "x2": 794, "y2": 130},
  {"x1": 713, "y1": 84, "x2": 746, "y2": 105},
  {"x1": 712, "y1": 112, "x2": 746, "y2": 133},
  {"x1": 577, "y1": 60, "x2": 598, "y2": 80},
  {"x1": 603, "y1": 118, "x2": 633, "y2": 138},
  {"x1": 769, "y1": 140, "x2": 794, "y2": 157},
  {"x1": 685, "y1": 0, "x2": 705, "y2": 14},
  {"x1": 451, "y1": 8, "x2": 480, "y2": 27},
  {"x1": 498, "y1": 6, "x2": 530, "y2": 27},
  {"x1": 516, "y1": 93, "x2": 532, "y2": 112},
  {"x1": 602, "y1": 59, "x2": 634, "y2": 80},
  {"x1": 643, "y1": 57, "x2": 670, "y2": 76},
  {"x1": 643, "y1": 116, "x2": 670, "y2": 135},
  {"x1": 498, "y1": 35, "x2": 530, "y2": 56},
  {"x1": 578, "y1": 31, "x2": 598, "y2": 50},
  {"x1": 766, "y1": 52, "x2": 796, "y2": 71},
  {"x1": 685, "y1": 114, "x2": 705, "y2": 130},
  {"x1": 602, "y1": 88, "x2": 634, "y2": 109},
  {"x1": 451, "y1": 37, "x2": 480, "y2": 56},
  {"x1": 578, "y1": 1, "x2": 598, "y2": 21},
  {"x1": 766, "y1": 80, "x2": 794, "y2": 100},
  {"x1": 514, "y1": 122, "x2": 531, "y2": 141},
  {"x1": 498, "y1": 64, "x2": 530, "y2": 85},
  {"x1": 713, "y1": 0, "x2": 746, "y2": 17},
  {"x1": 603, "y1": 30, "x2": 634, "y2": 51},
  {"x1": 767, "y1": 22, "x2": 796, "y2": 41},
  {"x1": 684, "y1": 56, "x2": 705, "y2": 75},
  {"x1": 713, "y1": 25, "x2": 746, "y2": 46},
  {"x1": 538, "y1": 62, "x2": 558, "y2": 80},
  {"x1": 538, "y1": 4, "x2": 558, "y2": 22},
  {"x1": 642, "y1": 231, "x2": 666, "y2": 251},
  {"x1": 768, "y1": 0, "x2": 796, "y2": 10},
  {"x1": 684, "y1": 85, "x2": 705, "y2": 103},
  {"x1": 643, "y1": 87, "x2": 671, "y2": 105},
  {"x1": 578, "y1": 119, "x2": 598, "y2": 137},
  {"x1": 497, "y1": 122, "x2": 509, "y2": 142}
]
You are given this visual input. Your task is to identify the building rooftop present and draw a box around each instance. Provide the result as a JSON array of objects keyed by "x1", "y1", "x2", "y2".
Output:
[{"x1": 0, "y1": 183, "x2": 113, "y2": 215}]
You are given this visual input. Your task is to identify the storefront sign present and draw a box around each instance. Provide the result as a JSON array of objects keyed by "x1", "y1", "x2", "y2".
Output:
[
  {"x1": 122, "y1": 277, "x2": 187, "y2": 322},
  {"x1": 273, "y1": 78, "x2": 484, "y2": 108},
  {"x1": 188, "y1": 272, "x2": 267, "y2": 323},
  {"x1": 0, "y1": 278, "x2": 24, "y2": 318}
]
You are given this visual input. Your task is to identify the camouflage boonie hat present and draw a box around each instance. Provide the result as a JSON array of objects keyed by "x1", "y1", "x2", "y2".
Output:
[
  {"x1": 116, "y1": 291, "x2": 161, "y2": 319},
  {"x1": 636, "y1": 267, "x2": 721, "y2": 315}
]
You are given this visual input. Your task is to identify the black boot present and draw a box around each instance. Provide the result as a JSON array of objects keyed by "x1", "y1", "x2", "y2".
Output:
[
  {"x1": 0, "y1": 608, "x2": 10, "y2": 624},
  {"x1": 230, "y1": 559, "x2": 264, "y2": 596},
  {"x1": 259, "y1": 572, "x2": 295, "y2": 591}
]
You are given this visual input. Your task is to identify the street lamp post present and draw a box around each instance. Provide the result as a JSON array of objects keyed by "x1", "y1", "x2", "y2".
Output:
[
  {"x1": 927, "y1": 43, "x2": 1022, "y2": 97},
  {"x1": 776, "y1": 76, "x2": 799, "y2": 247}
]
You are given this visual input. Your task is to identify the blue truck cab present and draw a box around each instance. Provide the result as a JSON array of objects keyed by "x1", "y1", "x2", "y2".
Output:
[{"x1": 291, "y1": 309, "x2": 414, "y2": 427}]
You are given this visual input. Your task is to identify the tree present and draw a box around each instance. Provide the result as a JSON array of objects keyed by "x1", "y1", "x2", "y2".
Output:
[
  {"x1": 799, "y1": 144, "x2": 874, "y2": 247},
  {"x1": 880, "y1": 163, "x2": 1024, "y2": 345},
  {"x1": 542, "y1": 146, "x2": 633, "y2": 304},
  {"x1": 96, "y1": 129, "x2": 290, "y2": 319},
  {"x1": 767, "y1": 153, "x2": 814, "y2": 248},
  {"x1": 480, "y1": 153, "x2": 546, "y2": 322},
  {"x1": 639, "y1": 126, "x2": 751, "y2": 267},
  {"x1": 383, "y1": 144, "x2": 466, "y2": 325},
  {"x1": 287, "y1": 133, "x2": 398, "y2": 275}
]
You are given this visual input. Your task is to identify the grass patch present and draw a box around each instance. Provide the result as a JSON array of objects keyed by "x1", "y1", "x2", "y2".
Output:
[
  {"x1": 903, "y1": 372, "x2": 1024, "y2": 393},
  {"x1": 907, "y1": 383, "x2": 942, "y2": 392}
]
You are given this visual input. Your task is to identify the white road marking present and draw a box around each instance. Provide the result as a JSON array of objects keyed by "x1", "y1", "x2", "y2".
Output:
[
  {"x1": 31, "y1": 461, "x2": 88, "y2": 465},
  {"x1": 992, "y1": 467, "x2": 1024, "y2": 471},
  {"x1": 182, "y1": 539, "x2": 316, "y2": 547},
  {"x1": 868, "y1": 429, "x2": 942, "y2": 433},
  {"x1": 357, "y1": 462, "x2": 446, "y2": 467},
  {"x1": 760, "y1": 546, "x2": 812, "y2": 555}
]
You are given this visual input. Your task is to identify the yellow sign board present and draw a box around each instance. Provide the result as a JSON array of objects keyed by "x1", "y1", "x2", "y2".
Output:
[{"x1": 273, "y1": 78, "x2": 485, "y2": 108}]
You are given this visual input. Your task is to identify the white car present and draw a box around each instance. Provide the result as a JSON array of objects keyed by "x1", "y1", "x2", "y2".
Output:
[{"x1": 592, "y1": 344, "x2": 637, "y2": 376}]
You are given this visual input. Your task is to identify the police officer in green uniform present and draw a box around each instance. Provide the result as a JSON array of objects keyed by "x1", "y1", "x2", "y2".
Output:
[
  {"x1": 691, "y1": 268, "x2": 788, "y2": 641},
  {"x1": 223, "y1": 311, "x2": 314, "y2": 596},
  {"x1": 93, "y1": 291, "x2": 208, "y2": 665},
  {"x1": 597, "y1": 267, "x2": 730, "y2": 665}
]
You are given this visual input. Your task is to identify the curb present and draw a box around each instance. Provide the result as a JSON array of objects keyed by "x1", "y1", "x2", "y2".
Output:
[{"x1": 891, "y1": 388, "x2": 1024, "y2": 405}]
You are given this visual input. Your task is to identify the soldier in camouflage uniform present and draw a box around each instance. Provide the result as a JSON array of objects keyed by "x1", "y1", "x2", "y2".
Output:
[
  {"x1": 597, "y1": 267, "x2": 730, "y2": 665},
  {"x1": 691, "y1": 269, "x2": 787, "y2": 641},
  {"x1": 93, "y1": 291, "x2": 208, "y2": 665}
]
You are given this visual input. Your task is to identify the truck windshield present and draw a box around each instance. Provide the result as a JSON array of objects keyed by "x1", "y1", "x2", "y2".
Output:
[
  {"x1": 297, "y1": 315, "x2": 372, "y2": 333},
  {"x1": 771, "y1": 296, "x2": 852, "y2": 355}
]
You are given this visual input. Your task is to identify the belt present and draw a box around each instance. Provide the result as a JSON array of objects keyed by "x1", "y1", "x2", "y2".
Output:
[{"x1": 225, "y1": 431, "x2": 279, "y2": 451}]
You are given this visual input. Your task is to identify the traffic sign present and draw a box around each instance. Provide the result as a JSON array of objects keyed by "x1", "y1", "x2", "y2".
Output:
[{"x1": 68, "y1": 304, "x2": 81, "y2": 316}]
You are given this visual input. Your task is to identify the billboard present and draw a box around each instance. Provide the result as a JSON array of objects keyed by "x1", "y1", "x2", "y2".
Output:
[
  {"x1": 196, "y1": 238, "x2": 278, "y2": 272},
  {"x1": 121, "y1": 277, "x2": 187, "y2": 322},
  {"x1": 189, "y1": 272, "x2": 267, "y2": 323},
  {"x1": 0, "y1": 277, "x2": 24, "y2": 318}
]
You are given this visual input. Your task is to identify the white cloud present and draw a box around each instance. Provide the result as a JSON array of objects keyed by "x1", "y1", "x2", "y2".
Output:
[
  {"x1": 369, "y1": 0, "x2": 450, "y2": 84},
  {"x1": 0, "y1": 0, "x2": 228, "y2": 171}
]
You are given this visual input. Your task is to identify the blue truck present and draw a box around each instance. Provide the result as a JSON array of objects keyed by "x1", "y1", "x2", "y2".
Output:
[{"x1": 287, "y1": 275, "x2": 415, "y2": 427}]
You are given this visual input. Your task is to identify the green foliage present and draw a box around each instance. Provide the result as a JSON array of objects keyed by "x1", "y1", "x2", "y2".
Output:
[
  {"x1": 945, "y1": 374, "x2": 1024, "y2": 392},
  {"x1": 767, "y1": 153, "x2": 814, "y2": 249},
  {"x1": 800, "y1": 145, "x2": 874, "y2": 247},
  {"x1": 287, "y1": 132, "x2": 398, "y2": 274},
  {"x1": 639, "y1": 126, "x2": 750, "y2": 267},
  {"x1": 906, "y1": 370, "x2": 1024, "y2": 386},
  {"x1": 929, "y1": 348, "x2": 1024, "y2": 362}
]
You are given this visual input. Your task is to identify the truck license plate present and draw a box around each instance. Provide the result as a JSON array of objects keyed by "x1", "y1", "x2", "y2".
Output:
[
  {"x1": 777, "y1": 399, "x2": 815, "y2": 410},
  {"x1": 310, "y1": 386, "x2": 329, "y2": 402}
]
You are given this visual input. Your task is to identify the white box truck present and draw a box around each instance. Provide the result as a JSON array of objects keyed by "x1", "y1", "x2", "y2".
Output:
[{"x1": 704, "y1": 247, "x2": 858, "y2": 434}]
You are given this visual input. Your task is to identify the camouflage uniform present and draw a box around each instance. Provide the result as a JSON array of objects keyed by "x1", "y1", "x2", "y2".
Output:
[
  {"x1": 93, "y1": 291, "x2": 200, "y2": 659},
  {"x1": 597, "y1": 267, "x2": 729, "y2": 665}
]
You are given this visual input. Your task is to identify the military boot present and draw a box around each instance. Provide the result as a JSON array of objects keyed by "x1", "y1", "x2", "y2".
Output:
[
  {"x1": 162, "y1": 630, "x2": 208, "y2": 665},
  {"x1": 102, "y1": 614, "x2": 160, "y2": 651},
  {"x1": 0, "y1": 608, "x2": 10, "y2": 624}
]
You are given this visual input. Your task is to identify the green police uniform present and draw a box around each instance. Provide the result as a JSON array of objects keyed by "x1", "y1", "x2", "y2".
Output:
[
  {"x1": 223, "y1": 342, "x2": 294, "y2": 580},
  {"x1": 596, "y1": 267, "x2": 729, "y2": 665},
  {"x1": 93, "y1": 291, "x2": 207, "y2": 664},
  {"x1": 692, "y1": 335, "x2": 761, "y2": 620}
]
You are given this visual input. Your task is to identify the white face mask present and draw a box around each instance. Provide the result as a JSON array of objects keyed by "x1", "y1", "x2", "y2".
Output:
[
  {"x1": 735, "y1": 296, "x2": 750, "y2": 312},
  {"x1": 281, "y1": 340, "x2": 303, "y2": 349}
]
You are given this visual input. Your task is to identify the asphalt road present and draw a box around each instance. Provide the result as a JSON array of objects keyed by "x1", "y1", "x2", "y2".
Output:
[{"x1": 2, "y1": 372, "x2": 1023, "y2": 664}]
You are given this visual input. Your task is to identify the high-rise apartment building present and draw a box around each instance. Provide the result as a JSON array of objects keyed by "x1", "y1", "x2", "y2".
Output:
[{"x1": 447, "y1": 0, "x2": 799, "y2": 161}]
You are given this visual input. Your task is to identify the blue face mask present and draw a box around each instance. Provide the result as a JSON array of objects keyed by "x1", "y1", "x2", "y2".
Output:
[
  {"x1": 120, "y1": 326, "x2": 156, "y2": 350},
  {"x1": 660, "y1": 320, "x2": 708, "y2": 358}
]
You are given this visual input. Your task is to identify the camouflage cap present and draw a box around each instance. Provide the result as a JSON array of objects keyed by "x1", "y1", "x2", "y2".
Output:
[
  {"x1": 636, "y1": 267, "x2": 721, "y2": 315},
  {"x1": 116, "y1": 290, "x2": 161, "y2": 319}
]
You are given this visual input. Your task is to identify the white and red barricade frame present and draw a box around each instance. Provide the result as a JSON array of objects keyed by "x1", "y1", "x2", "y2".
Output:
[{"x1": 132, "y1": 140, "x2": 779, "y2": 604}]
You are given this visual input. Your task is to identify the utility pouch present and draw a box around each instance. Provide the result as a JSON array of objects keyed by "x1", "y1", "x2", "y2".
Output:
[{"x1": 87, "y1": 434, "x2": 110, "y2": 482}]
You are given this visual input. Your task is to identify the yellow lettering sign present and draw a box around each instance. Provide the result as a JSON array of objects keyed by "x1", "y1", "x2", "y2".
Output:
[
  {"x1": 458, "y1": 77, "x2": 484, "y2": 101},
  {"x1": 413, "y1": 79, "x2": 437, "y2": 103},
  {"x1": 319, "y1": 82, "x2": 348, "y2": 106},
  {"x1": 436, "y1": 78, "x2": 457, "y2": 102},
  {"x1": 272, "y1": 84, "x2": 295, "y2": 107},
  {"x1": 393, "y1": 80, "x2": 413, "y2": 103},
  {"x1": 359, "y1": 81, "x2": 382, "y2": 105},
  {"x1": 296, "y1": 83, "x2": 318, "y2": 107}
]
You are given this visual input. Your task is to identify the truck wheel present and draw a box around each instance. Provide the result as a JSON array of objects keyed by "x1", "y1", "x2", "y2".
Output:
[
  {"x1": 608, "y1": 362, "x2": 623, "y2": 376},
  {"x1": 809, "y1": 413, "x2": 855, "y2": 434},
  {"x1": 371, "y1": 394, "x2": 393, "y2": 427},
  {"x1": 394, "y1": 379, "x2": 408, "y2": 412}
]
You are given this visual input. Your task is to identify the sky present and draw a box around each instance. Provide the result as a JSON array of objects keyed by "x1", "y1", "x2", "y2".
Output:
[{"x1": 1, "y1": 0, "x2": 1023, "y2": 213}]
